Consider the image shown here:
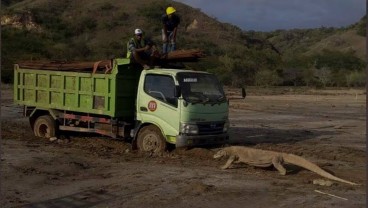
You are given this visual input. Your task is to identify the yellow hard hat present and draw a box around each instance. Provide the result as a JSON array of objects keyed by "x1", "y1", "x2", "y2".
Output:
[{"x1": 166, "y1": 6, "x2": 176, "y2": 15}]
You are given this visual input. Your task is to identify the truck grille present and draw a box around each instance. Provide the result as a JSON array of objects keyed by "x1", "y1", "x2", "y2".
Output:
[{"x1": 197, "y1": 122, "x2": 224, "y2": 135}]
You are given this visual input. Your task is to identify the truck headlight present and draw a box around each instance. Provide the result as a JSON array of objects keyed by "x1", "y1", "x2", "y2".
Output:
[
  {"x1": 223, "y1": 121, "x2": 229, "y2": 132},
  {"x1": 180, "y1": 123, "x2": 199, "y2": 134}
]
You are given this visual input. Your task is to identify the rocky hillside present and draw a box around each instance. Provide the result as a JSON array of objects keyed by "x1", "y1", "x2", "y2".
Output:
[
  {"x1": 2, "y1": 0, "x2": 244, "y2": 57},
  {"x1": 1, "y1": 0, "x2": 365, "y2": 87}
]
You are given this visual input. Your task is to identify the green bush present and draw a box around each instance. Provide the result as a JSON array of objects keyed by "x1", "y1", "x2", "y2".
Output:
[
  {"x1": 314, "y1": 67, "x2": 332, "y2": 87},
  {"x1": 254, "y1": 69, "x2": 282, "y2": 86},
  {"x1": 302, "y1": 68, "x2": 317, "y2": 87},
  {"x1": 30, "y1": 2, "x2": 71, "y2": 39},
  {"x1": 102, "y1": 11, "x2": 130, "y2": 30},
  {"x1": 2, "y1": 0, "x2": 23, "y2": 7},
  {"x1": 99, "y1": 2, "x2": 115, "y2": 11},
  {"x1": 137, "y1": 0, "x2": 169, "y2": 32},
  {"x1": 138, "y1": 1, "x2": 167, "y2": 19},
  {"x1": 313, "y1": 49, "x2": 365, "y2": 71},
  {"x1": 282, "y1": 67, "x2": 304, "y2": 86},
  {"x1": 356, "y1": 15, "x2": 366, "y2": 37},
  {"x1": 346, "y1": 70, "x2": 366, "y2": 87},
  {"x1": 1, "y1": 27, "x2": 50, "y2": 83},
  {"x1": 330, "y1": 70, "x2": 348, "y2": 87},
  {"x1": 70, "y1": 16, "x2": 97, "y2": 35}
]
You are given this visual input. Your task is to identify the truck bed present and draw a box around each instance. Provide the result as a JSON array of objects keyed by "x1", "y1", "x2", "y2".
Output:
[{"x1": 14, "y1": 59, "x2": 140, "y2": 118}]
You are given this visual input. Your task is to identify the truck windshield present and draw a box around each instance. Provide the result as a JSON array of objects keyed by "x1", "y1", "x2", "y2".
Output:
[{"x1": 177, "y1": 72, "x2": 226, "y2": 104}]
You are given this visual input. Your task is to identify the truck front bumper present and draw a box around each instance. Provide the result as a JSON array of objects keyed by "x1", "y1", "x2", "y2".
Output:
[{"x1": 176, "y1": 133, "x2": 229, "y2": 148}]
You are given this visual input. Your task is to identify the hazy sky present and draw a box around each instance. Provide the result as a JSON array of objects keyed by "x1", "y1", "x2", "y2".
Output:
[{"x1": 175, "y1": 0, "x2": 366, "y2": 31}]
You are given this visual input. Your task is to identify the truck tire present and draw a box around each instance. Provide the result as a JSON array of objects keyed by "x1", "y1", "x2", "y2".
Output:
[
  {"x1": 33, "y1": 115, "x2": 56, "y2": 138},
  {"x1": 137, "y1": 125, "x2": 167, "y2": 153}
]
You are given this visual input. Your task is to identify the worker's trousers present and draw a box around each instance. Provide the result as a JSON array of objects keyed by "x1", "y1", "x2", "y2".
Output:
[{"x1": 162, "y1": 30, "x2": 176, "y2": 54}]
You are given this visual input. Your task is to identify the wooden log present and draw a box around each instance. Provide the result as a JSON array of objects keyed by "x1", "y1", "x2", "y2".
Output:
[
  {"x1": 159, "y1": 49, "x2": 205, "y2": 62},
  {"x1": 17, "y1": 60, "x2": 112, "y2": 73}
]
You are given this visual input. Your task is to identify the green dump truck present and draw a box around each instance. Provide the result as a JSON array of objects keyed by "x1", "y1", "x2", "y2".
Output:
[{"x1": 14, "y1": 58, "x2": 244, "y2": 152}]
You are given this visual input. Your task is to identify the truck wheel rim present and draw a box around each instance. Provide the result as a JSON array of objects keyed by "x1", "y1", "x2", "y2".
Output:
[
  {"x1": 39, "y1": 124, "x2": 50, "y2": 138},
  {"x1": 142, "y1": 134, "x2": 160, "y2": 152}
]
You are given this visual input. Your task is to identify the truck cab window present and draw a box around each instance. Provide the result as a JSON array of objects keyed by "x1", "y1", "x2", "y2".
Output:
[
  {"x1": 144, "y1": 74, "x2": 178, "y2": 107},
  {"x1": 177, "y1": 72, "x2": 226, "y2": 104}
]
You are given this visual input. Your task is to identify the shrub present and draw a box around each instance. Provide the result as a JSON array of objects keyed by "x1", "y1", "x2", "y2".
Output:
[
  {"x1": 99, "y1": 2, "x2": 115, "y2": 11},
  {"x1": 315, "y1": 67, "x2": 332, "y2": 87},
  {"x1": 313, "y1": 49, "x2": 365, "y2": 71},
  {"x1": 356, "y1": 15, "x2": 366, "y2": 37},
  {"x1": 254, "y1": 69, "x2": 282, "y2": 87},
  {"x1": 330, "y1": 70, "x2": 348, "y2": 87},
  {"x1": 346, "y1": 70, "x2": 366, "y2": 87},
  {"x1": 136, "y1": 0, "x2": 173, "y2": 32},
  {"x1": 282, "y1": 67, "x2": 304, "y2": 86},
  {"x1": 302, "y1": 68, "x2": 317, "y2": 87}
]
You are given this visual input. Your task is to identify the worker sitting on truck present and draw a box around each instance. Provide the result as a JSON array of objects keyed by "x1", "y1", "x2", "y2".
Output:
[{"x1": 127, "y1": 28, "x2": 159, "y2": 69}]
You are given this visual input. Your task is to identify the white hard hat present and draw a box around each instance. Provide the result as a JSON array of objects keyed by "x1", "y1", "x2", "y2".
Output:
[{"x1": 134, "y1": 28, "x2": 143, "y2": 35}]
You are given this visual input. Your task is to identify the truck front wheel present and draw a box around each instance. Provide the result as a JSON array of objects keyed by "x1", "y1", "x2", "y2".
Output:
[
  {"x1": 137, "y1": 125, "x2": 167, "y2": 153},
  {"x1": 33, "y1": 115, "x2": 56, "y2": 138}
]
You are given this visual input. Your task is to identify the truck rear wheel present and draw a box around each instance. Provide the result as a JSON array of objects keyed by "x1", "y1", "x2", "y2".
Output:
[
  {"x1": 137, "y1": 125, "x2": 167, "y2": 153},
  {"x1": 33, "y1": 115, "x2": 56, "y2": 138}
]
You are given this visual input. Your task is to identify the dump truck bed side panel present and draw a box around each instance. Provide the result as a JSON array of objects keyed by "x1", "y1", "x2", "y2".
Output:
[{"x1": 14, "y1": 60, "x2": 139, "y2": 118}]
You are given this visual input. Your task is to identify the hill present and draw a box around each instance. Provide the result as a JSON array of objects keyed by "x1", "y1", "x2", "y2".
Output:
[
  {"x1": 1, "y1": 0, "x2": 365, "y2": 87},
  {"x1": 1, "y1": 0, "x2": 244, "y2": 57},
  {"x1": 258, "y1": 18, "x2": 365, "y2": 60},
  {"x1": 306, "y1": 27, "x2": 365, "y2": 60}
]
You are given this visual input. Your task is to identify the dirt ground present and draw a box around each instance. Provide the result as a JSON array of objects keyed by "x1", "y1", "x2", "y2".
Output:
[{"x1": 1, "y1": 85, "x2": 366, "y2": 208}]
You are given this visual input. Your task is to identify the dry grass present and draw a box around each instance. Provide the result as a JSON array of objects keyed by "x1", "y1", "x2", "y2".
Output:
[{"x1": 306, "y1": 30, "x2": 365, "y2": 59}]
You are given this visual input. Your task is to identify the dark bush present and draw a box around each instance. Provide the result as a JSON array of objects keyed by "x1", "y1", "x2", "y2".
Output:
[
  {"x1": 313, "y1": 49, "x2": 365, "y2": 71},
  {"x1": 356, "y1": 15, "x2": 366, "y2": 37}
]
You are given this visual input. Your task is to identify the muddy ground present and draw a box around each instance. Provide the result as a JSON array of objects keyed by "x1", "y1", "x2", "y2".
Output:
[{"x1": 1, "y1": 85, "x2": 366, "y2": 208}]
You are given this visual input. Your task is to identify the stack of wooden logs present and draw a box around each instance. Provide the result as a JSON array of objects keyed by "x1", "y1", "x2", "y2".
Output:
[
  {"x1": 162, "y1": 49, "x2": 205, "y2": 62},
  {"x1": 16, "y1": 49, "x2": 205, "y2": 72}
]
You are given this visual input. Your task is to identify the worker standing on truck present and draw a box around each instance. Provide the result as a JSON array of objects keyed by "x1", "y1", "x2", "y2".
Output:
[
  {"x1": 127, "y1": 28, "x2": 158, "y2": 69},
  {"x1": 162, "y1": 6, "x2": 180, "y2": 54}
]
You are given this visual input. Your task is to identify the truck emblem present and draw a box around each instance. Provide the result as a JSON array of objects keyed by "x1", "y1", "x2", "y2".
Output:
[
  {"x1": 148, "y1": 101, "x2": 157, "y2": 112},
  {"x1": 210, "y1": 124, "x2": 217, "y2": 129}
]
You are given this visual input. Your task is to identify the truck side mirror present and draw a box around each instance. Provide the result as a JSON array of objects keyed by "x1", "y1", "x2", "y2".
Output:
[
  {"x1": 174, "y1": 86, "x2": 181, "y2": 98},
  {"x1": 228, "y1": 87, "x2": 246, "y2": 101},
  {"x1": 242, "y1": 87, "x2": 246, "y2": 98}
]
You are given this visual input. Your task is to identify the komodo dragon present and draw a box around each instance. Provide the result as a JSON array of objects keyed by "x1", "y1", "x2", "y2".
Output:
[{"x1": 213, "y1": 146, "x2": 359, "y2": 186}]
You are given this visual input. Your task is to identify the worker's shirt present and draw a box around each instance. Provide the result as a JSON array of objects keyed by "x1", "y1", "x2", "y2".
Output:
[
  {"x1": 128, "y1": 37, "x2": 147, "y2": 53},
  {"x1": 127, "y1": 37, "x2": 154, "y2": 58},
  {"x1": 162, "y1": 14, "x2": 180, "y2": 32}
]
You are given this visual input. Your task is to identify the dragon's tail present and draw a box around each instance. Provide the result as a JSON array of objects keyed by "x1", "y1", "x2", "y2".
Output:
[{"x1": 283, "y1": 153, "x2": 359, "y2": 185}]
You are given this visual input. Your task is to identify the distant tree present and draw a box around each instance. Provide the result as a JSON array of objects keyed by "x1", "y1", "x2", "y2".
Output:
[
  {"x1": 302, "y1": 68, "x2": 317, "y2": 87},
  {"x1": 282, "y1": 67, "x2": 303, "y2": 86},
  {"x1": 315, "y1": 67, "x2": 332, "y2": 87}
]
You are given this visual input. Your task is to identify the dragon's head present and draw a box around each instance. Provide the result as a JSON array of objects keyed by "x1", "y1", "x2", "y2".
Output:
[{"x1": 213, "y1": 149, "x2": 228, "y2": 159}]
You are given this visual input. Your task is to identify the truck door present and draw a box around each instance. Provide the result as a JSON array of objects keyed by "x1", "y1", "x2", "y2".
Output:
[{"x1": 137, "y1": 74, "x2": 179, "y2": 142}]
